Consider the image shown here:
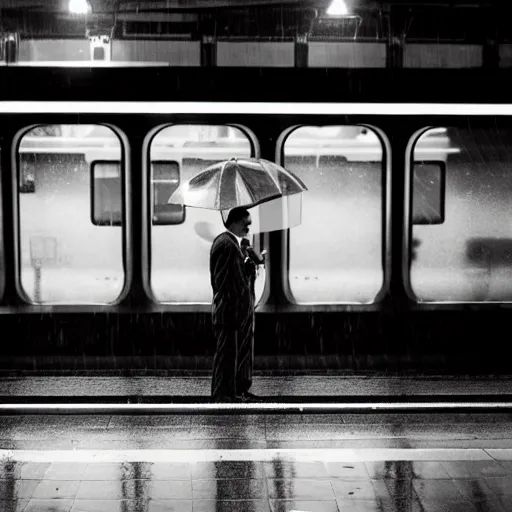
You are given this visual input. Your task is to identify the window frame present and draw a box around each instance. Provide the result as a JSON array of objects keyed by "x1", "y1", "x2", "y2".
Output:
[
  {"x1": 18, "y1": 153, "x2": 37, "y2": 194},
  {"x1": 90, "y1": 158, "x2": 185, "y2": 227},
  {"x1": 150, "y1": 159, "x2": 186, "y2": 226},
  {"x1": 276, "y1": 123, "x2": 391, "y2": 306},
  {"x1": 0, "y1": 147, "x2": 5, "y2": 300},
  {"x1": 90, "y1": 159, "x2": 123, "y2": 227},
  {"x1": 411, "y1": 159, "x2": 446, "y2": 226},
  {"x1": 142, "y1": 122, "x2": 264, "y2": 306},
  {"x1": 404, "y1": 123, "x2": 512, "y2": 305},
  {"x1": 12, "y1": 122, "x2": 131, "y2": 306}
]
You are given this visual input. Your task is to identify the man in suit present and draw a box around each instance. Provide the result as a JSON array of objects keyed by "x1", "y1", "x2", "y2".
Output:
[{"x1": 210, "y1": 207, "x2": 260, "y2": 402}]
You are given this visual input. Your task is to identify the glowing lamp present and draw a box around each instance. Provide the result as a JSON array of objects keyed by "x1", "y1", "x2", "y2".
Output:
[
  {"x1": 327, "y1": 0, "x2": 349, "y2": 16},
  {"x1": 69, "y1": 0, "x2": 91, "y2": 15}
]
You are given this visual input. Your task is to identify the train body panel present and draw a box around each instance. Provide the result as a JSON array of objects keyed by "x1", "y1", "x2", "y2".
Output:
[{"x1": 1, "y1": 66, "x2": 512, "y2": 373}]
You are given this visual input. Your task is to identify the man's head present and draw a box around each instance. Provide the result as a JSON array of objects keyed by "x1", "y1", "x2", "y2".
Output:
[{"x1": 225, "y1": 207, "x2": 251, "y2": 238}]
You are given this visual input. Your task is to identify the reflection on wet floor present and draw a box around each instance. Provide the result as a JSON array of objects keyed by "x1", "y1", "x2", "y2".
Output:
[
  {"x1": 1, "y1": 409, "x2": 512, "y2": 511},
  {"x1": 1, "y1": 459, "x2": 512, "y2": 511}
]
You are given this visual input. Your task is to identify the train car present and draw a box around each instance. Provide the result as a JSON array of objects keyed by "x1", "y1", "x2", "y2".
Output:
[
  {"x1": 16, "y1": 124, "x2": 453, "y2": 304},
  {"x1": 1, "y1": 65, "x2": 512, "y2": 373}
]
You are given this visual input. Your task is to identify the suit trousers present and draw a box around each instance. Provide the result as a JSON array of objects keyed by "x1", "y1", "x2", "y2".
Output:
[{"x1": 211, "y1": 314, "x2": 254, "y2": 399}]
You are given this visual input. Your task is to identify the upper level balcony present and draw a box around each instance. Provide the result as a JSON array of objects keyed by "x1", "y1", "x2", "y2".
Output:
[{"x1": 1, "y1": 0, "x2": 511, "y2": 69}]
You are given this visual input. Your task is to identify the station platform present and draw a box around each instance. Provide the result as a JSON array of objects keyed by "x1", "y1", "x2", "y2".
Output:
[
  {"x1": 1, "y1": 373, "x2": 512, "y2": 401},
  {"x1": 1, "y1": 375, "x2": 512, "y2": 511}
]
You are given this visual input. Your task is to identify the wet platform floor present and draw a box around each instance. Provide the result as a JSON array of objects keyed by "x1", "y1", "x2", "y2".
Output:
[
  {"x1": 1, "y1": 412, "x2": 512, "y2": 511},
  {"x1": 1, "y1": 375, "x2": 512, "y2": 399},
  {"x1": 3, "y1": 457, "x2": 512, "y2": 511}
]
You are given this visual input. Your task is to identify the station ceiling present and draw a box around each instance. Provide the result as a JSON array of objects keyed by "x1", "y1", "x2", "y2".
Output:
[
  {"x1": 0, "y1": 0, "x2": 507, "y2": 41},
  {"x1": 0, "y1": 0, "x2": 499, "y2": 13}
]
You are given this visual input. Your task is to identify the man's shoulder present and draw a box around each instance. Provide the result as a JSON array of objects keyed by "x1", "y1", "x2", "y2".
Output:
[
  {"x1": 212, "y1": 231, "x2": 230, "y2": 245},
  {"x1": 211, "y1": 232, "x2": 235, "y2": 251}
]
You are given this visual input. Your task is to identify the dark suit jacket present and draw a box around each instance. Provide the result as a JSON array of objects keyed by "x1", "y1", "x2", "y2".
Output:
[{"x1": 210, "y1": 231, "x2": 253, "y2": 328}]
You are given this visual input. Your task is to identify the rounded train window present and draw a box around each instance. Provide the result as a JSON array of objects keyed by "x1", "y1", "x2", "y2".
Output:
[
  {"x1": 17, "y1": 124, "x2": 125, "y2": 304},
  {"x1": 281, "y1": 125, "x2": 385, "y2": 304}
]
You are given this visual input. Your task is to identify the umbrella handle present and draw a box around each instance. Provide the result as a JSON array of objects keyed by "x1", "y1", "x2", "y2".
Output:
[{"x1": 246, "y1": 246, "x2": 265, "y2": 265}]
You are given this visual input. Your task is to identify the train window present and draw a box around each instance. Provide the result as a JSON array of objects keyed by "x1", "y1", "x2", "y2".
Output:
[
  {"x1": 19, "y1": 154, "x2": 36, "y2": 193},
  {"x1": 412, "y1": 161, "x2": 446, "y2": 225},
  {"x1": 93, "y1": 47, "x2": 105, "y2": 60},
  {"x1": 282, "y1": 125, "x2": 384, "y2": 304},
  {"x1": 151, "y1": 161, "x2": 185, "y2": 225},
  {"x1": 17, "y1": 124, "x2": 125, "y2": 304},
  {"x1": 91, "y1": 160, "x2": 184, "y2": 225},
  {"x1": 410, "y1": 126, "x2": 512, "y2": 302},
  {"x1": 91, "y1": 161, "x2": 122, "y2": 226},
  {"x1": 0, "y1": 149, "x2": 4, "y2": 300},
  {"x1": 149, "y1": 124, "x2": 259, "y2": 303}
]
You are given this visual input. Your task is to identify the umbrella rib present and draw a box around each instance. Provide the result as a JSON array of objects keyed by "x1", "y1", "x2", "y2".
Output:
[
  {"x1": 218, "y1": 160, "x2": 230, "y2": 210},
  {"x1": 261, "y1": 158, "x2": 307, "y2": 192},
  {"x1": 235, "y1": 167, "x2": 274, "y2": 205},
  {"x1": 279, "y1": 165, "x2": 308, "y2": 191},
  {"x1": 259, "y1": 159, "x2": 283, "y2": 191},
  {"x1": 234, "y1": 172, "x2": 254, "y2": 205}
]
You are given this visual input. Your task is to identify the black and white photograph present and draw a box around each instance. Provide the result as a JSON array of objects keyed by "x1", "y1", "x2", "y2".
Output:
[{"x1": 0, "y1": 0, "x2": 512, "y2": 510}]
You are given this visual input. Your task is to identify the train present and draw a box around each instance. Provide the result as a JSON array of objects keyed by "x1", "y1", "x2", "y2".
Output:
[{"x1": 1, "y1": 65, "x2": 512, "y2": 374}]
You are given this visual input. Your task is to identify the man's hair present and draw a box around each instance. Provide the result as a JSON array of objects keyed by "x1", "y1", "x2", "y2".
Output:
[{"x1": 224, "y1": 207, "x2": 250, "y2": 228}]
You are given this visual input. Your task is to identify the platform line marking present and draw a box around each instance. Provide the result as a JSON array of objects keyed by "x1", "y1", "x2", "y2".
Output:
[
  {"x1": 0, "y1": 448, "x2": 503, "y2": 463},
  {"x1": 2, "y1": 101, "x2": 512, "y2": 116},
  {"x1": 1, "y1": 402, "x2": 512, "y2": 412}
]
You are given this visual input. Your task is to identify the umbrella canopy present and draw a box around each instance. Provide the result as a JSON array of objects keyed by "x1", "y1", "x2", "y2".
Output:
[
  {"x1": 168, "y1": 157, "x2": 307, "y2": 211},
  {"x1": 193, "y1": 194, "x2": 303, "y2": 245}
]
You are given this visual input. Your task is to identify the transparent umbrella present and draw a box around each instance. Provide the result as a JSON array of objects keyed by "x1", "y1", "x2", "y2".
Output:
[{"x1": 168, "y1": 157, "x2": 307, "y2": 211}]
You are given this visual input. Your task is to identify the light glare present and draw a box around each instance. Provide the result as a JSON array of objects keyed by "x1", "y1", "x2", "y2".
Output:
[
  {"x1": 327, "y1": 0, "x2": 349, "y2": 16},
  {"x1": 69, "y1": 0, "x2": 91, "y2": 14}
]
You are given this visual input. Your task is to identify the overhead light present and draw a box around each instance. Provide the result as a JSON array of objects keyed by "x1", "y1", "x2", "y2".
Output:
[
  {"x1": 327, "y1": 0, "x2": 349, "y2": 16},
  {"x1": 69, "y1": 0, "x2": 91, "y2": 15}
]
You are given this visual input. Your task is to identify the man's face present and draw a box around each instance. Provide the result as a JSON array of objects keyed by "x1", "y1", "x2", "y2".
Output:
[{"x1": 232, "y1": 215, "x2": 252, "y2": 238}]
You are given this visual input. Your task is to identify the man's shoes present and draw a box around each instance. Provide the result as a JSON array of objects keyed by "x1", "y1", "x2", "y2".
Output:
[
  {"x1": 211, "y1": 392, "x2": 263, "y2": 403},
  {"x1": 212, "y1": 395, "x2": 242, "y2": 403},
  {"x1": 237, "y1": 391, "x2": 263, "y2": 402}
]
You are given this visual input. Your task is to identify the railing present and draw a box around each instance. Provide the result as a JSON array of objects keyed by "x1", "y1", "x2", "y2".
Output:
[{"x1": 2, "y1": 36, "x2": 506, "y2": 69}]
